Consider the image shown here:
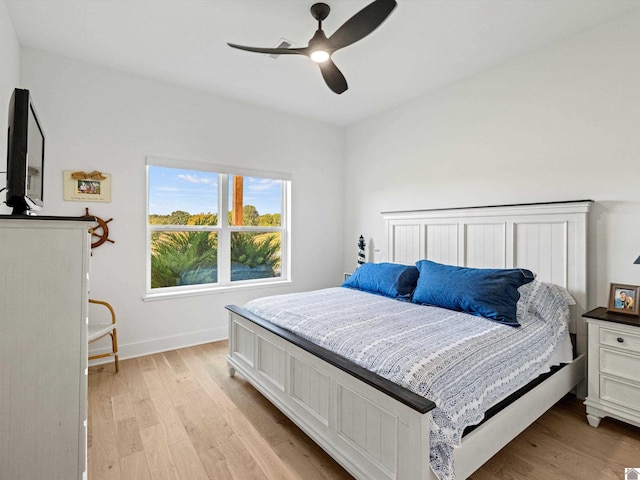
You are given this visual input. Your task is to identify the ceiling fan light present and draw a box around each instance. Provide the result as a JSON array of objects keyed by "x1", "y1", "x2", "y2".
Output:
[{"x1": 310, "y1": 50, "x2": 330, "y2": 63}]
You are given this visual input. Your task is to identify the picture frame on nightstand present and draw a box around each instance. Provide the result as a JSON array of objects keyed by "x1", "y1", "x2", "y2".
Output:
[{"x1": 607, "y1": 283, "x2": 640, "y2": 316}]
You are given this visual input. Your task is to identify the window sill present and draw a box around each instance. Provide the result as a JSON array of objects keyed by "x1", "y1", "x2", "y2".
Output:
[{"x1": 142, "y1": 279, "x2": 293, "y2": 302}]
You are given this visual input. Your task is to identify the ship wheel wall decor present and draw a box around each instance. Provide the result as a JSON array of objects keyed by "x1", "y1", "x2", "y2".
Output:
[{"x1": 81, "y1": 207, "x2": 115, "y2": 248}]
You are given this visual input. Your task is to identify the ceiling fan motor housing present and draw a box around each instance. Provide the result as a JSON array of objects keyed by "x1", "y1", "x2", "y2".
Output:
[{"x1": 311, "y1": 3, "x2": 331, "y2": 22}]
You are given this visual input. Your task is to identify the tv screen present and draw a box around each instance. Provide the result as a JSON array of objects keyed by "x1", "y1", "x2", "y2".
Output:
[{"x1": 6, "y1": 88, "x2": 45, "y2": 215}]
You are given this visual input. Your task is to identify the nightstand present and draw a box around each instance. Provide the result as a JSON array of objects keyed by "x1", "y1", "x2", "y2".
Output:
[{"x1": 583, "y1": 307, "x2": 640, "y2": 428}]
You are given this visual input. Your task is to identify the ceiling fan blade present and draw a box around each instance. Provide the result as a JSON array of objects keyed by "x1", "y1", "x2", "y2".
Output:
[
  {"x1": 318, "y1": 59, "x2": 348, "y2": 94},
  {"x1": 327, "y1": 0, "x2": 397, "y2": 51},
  {"x1": 227, "y1": 43, "x2": 308, "y2": 56}
]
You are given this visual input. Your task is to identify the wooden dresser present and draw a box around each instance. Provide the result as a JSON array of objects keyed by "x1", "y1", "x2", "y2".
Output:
[
  {"x1": 0, "y1": 217, "x2": 92, "y2": 480},
  {"x1": 583, "y1": 306, "x2": 640, "y2": 429}
]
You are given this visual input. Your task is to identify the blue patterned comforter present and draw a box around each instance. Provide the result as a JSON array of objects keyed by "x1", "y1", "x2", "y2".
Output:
[{"x1": 243, "y1": 281, "x2": 573, "y2": 480}]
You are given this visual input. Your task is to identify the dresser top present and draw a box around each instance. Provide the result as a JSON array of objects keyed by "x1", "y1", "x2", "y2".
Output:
[
  {"x1": 583, "y1": 306, "x2": 640, "y2": 327},
  {"x1": 0, "y1": 215, "x2": 94, "y2": 222}
]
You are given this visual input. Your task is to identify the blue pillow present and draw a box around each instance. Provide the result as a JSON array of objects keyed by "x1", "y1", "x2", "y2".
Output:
[
  {"x1": 412, "y1": 260, "x2": 535, "y2": 326},
  {"x1": 342, "y1": 262, "x2": 419, "y2": 299}
]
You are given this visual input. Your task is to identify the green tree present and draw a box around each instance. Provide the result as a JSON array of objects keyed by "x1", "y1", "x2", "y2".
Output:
[
  {"x1": 257, "y1": 213, "x2": 281, "y2": 226},
  {"x1": 242, "y1": 205, "x2": 260, "y2": 226},
  {"x1": 231, "y1": 232, "x2": 280, "y2": 269},
  {"x1": 151, "y1": 230, "x2": 218, "y2": 288},
  {"x1": 187, "y1": 213, "x2": 218, "y2": 226},
  {"x1": 228, "y1": 204, "x2": 262, "y2": 226},
  {"x1": 149, "y1": 210, "x2": 191, "y2": 225}
]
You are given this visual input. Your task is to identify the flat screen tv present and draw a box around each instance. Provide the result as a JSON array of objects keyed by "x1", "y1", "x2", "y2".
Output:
[{"x1": 5, "y1": 88, "x2": 45, "y2": 215}]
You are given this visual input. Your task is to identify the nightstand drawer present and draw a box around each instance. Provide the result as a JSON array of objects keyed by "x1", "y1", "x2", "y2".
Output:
[
  {"x1": 600, "y1": 348, "x2": 640, "y2": 383},
  {"x1": 600, "y1": 375, "x2": 640, "y2": 410},
  {"x1": 600, "y1": 327, "x2": 640, "y2": 353},
  {"x1": 584, "y1": 308, "x2": 640, "y2": 429}
]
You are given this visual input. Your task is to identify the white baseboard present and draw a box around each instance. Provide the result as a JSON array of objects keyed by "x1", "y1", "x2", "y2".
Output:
[{"x1": 88, "y1": 326, "x2": 228, "y2": 366}]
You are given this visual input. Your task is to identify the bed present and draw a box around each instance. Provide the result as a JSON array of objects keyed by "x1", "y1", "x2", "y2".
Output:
[{"x1": 225, "y1": 201, "x2": 591, "y2": 480}]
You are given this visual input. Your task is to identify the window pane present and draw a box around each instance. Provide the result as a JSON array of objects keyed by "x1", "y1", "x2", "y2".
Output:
[
  {"x1": 231, "y1": 232, "x2": 281, "y2": 281},
  {"x1": 150, "y1": 231, "x2": 218, "y2": 287},
  {"x1": 149, "y1": 166, "x2": 218, "y2": 225},
  {"x1": 229, "y1": 175, "x2": 282, "y2": 226}
]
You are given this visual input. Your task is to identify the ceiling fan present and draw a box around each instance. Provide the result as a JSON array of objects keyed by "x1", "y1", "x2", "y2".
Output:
[{"x1": 227, "y1": 0, "x2": 398, "y2": 94}]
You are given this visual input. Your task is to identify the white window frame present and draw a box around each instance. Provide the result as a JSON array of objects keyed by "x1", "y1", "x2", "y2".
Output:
[{"x1": 144, "y1": 157, "x2": 291, "y2": 300}]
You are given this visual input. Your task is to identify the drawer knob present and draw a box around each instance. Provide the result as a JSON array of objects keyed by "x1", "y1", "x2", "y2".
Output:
[{"x1": 617, "y1": 337, "x2": 624, "y2": 343}]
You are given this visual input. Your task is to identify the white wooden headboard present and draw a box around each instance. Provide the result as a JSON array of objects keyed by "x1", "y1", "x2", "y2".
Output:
[{"x1": 383, "y1": 200, "x2": 592, "y2": 356}]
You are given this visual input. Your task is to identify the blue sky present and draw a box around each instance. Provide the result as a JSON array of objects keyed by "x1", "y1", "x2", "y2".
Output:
[{"x1": 148, "y1": 166, "x2": 282, "y2": 216}]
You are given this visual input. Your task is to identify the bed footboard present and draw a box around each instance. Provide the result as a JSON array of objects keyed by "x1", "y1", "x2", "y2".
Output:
[{"x1": 227, "y1": 307, "x2": 437, "y2": 480}]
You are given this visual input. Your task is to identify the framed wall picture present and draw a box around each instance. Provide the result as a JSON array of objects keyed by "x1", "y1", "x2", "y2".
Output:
[
  {"x1": 607, "y1": 283, "x2": 640, "y2": 315},
  {"x1": 63, "y1": 170, "x2": 111, "y2": 202}
]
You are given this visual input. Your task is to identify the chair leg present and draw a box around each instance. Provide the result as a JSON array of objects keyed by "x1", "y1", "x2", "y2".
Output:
[{"x1": 110, "y1": 328, "x2": 119, "y2": 373}]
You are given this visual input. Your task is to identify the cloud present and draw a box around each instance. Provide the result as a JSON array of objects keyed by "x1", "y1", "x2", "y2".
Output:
[
  {"x1": 177, "y1": 174, "x2": 216, "y2": 185},
  {"x1": 246, "y1": 178, "x2": 281, "y2": 192}
]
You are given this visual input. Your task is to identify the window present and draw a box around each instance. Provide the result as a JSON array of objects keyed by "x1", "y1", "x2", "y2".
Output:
[{"x1": 147, "y1": 160, "x2": 290, "y2": 295}]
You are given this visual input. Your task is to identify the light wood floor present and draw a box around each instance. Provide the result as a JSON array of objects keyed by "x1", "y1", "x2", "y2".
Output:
[{"x1": 88, "y1": 341, "x2": 640, "y2": 480}]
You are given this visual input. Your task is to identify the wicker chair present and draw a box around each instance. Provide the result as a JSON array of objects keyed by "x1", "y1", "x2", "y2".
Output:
[{"x1": 88, "y1": 299, "x2": 119, "y2": 373}]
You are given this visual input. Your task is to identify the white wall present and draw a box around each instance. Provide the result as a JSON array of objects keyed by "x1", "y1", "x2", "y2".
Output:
[
  {"x1": 344, "y1": 11, "x2": 640, "y2": 308},
  {"x1": 19, "y1": 48, "x2": 345, "y2": 359},
  {"x1": 0, "y1": 1, "x2": 20, "y2": 214}
]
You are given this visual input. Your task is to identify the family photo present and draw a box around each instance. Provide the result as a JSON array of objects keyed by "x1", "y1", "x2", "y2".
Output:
[{"x1": 609, "y1": 284, "x2": 640, "y2": 315}]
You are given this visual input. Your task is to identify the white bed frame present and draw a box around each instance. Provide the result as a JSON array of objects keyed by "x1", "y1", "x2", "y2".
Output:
[{"x1": 226, "y1": 201, "x2": 591, "y2": 480}]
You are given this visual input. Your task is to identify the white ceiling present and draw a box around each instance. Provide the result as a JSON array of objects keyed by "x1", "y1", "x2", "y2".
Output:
[{"x1": 5, "y1": 0, "x2": 640, "y2": 126}]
